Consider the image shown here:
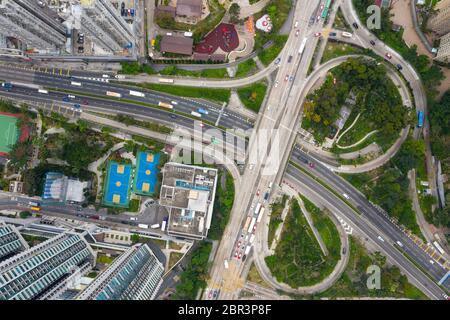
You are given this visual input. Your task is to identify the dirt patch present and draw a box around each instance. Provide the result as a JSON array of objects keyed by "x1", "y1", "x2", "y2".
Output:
[{"x1": 390, "y1": 0, "x2": 433, "y2": 58}]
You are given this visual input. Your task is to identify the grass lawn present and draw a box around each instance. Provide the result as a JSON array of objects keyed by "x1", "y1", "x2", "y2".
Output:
[
  {"x1": 321, "y1": 41, "x2": 365, "y2": 64},
  {"x1": 159, "y1": 66, "x2": 229, "y2": 79},
  {"x1": 235, "y1": 59, "x2": 258, "y2": 78},
  {"x1": 96, "y1": 254, "x2": 115, "y2": 265},
  {"x1": 128, "y1": 198, "x2": 140, "y2": 212},
  {"x1": 168, "y1": 252, "x2": 184, "y2": 270},
  {"x1": 237, "y1": 81, "x2": 268, "y2": 113},
  {"x1": 247, "y1": 262, "x2": 271, "y2": 288},
  {"x1": 133, "y1": 82, "x2": 231, "y2": 103},
  {"x1": 258, "y1": 35, "x2": 288, "y2": 66},
  {"x1": 333, "y1": 8, "x2": 352, "y2": 31},
  {"x1": 169, "y1": 241, "x2": 184, "y2": 251}
]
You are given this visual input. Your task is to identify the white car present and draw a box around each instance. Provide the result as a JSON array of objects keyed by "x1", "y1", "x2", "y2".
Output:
[
  {"x1": 171, "y1": 101, "x2": 178, "y2": 105},
  {"x1": 396, "y1": 241, "x2": 403, "y2": 247},
  {"x1": 377, "y1": 236, "x2": 385, "y2": 242},
  {"x1": 429, "y1": 260, "x2": 435, "y2": 265},
  {"x1": 294, "y1": 20, "x2": 299, "y2": 28},
  {"x1": 274, "y1": 80, "x2": 279, "y2": 88},
  {"x1": 130, "y1": 217, "x2": 138, "y2": 221},
  {"x1": 342, "y1": 193, "x2": 350, "y2": 200}
]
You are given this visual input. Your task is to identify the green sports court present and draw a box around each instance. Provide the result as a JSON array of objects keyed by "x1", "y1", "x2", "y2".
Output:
[{"x1": 0, "y1": 113, "x2": 20, "y2": 156}]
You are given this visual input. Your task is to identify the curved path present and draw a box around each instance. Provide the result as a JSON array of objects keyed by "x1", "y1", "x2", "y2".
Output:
[
  {"x1": 252, "y1": 180, "x2": 349, "y2": 295},
  {"x1": 337, "y1": 130, "x2": 379, "y2": 150}
]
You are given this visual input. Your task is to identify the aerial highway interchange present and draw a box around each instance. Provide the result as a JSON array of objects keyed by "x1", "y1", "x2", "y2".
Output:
[{"x1": 0, "y1": 0, "x2": 448, "y2": 302}]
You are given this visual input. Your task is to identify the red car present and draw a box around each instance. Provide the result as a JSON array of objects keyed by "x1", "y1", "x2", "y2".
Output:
[
  {"x1": 314, "y1": 32, "x2": 321, "y2": 37},
  {"x1": 237, "y1": 241, "x2": 241, "y2": 248},
  {"x1": 309, "y1": 162, "x2": 315, "y2": 168},
  {"x1": 253, "y1": 225, "x2": 257, "y2": 232},
  {"x1": 256, "y1": 189, "x2": 260, "y2": 196},
  {"x1": 284, "y1": 75, "x2": 289, "y2": 82},
  {"x1": 82, "y1": 99, "x2": 89, "y2": 105},
  {"x1": 238, "y1": 252, "x2": 242, "y2": 259},
  {"x1": 199, "y1": 123, "x2": 205, "y2": 127},
  {"x1": 234, "y1": 250, "x2": 238, "y2": 258},
  {"x1": 385, "y1": 53, "x2": 392, "y2": 59},
  {"x1": 208, "y1": 290, "x2": 213, "y2": 299}
]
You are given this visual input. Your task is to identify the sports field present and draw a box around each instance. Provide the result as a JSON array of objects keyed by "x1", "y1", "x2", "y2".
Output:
[
  {"x1": 102, "y1": 161, "x2": 133, "y2": 208},
  {"x1": 133, "y1": 152, "x2": 160, "y2": 195},
  {"x1": 0, "y1": 114, "x2": 19, "y2": 155}
]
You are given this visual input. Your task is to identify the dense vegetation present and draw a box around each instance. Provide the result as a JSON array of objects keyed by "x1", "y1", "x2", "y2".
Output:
[
  {"x1": 353, "y1": 0, "x2": 444, "y2": 98},
  {"x1": 209, "y1": 169, "x2": 235, "y2": 240},
  {"x1": 314, "y1": 237, "x2": 427, "y2": 299},
  {"x1": 173, "y1": 242, "x2": 212, "y2": 300},
  {"x1": 119, "y1": 62, "x2": 156, "y2": 75},
  {"x1": 342, "y1": 137, "x2": 425, "y2": 236},
  {"x1": 427, "y1": 90, "x2": 450, "y2": 227},
  {"x1": 302, "y1": 58, "x2": 409, "y2": 143},
  {"x1": 0, "y1": 101, "x2": 36, "y2": 171},
  {"x1": 265, "y1": 200, "x2": 339, "y2": 287},
  {"x1": 302, "y1": 196, "x2": 341, "y2": 264},
  {"x1": 267, "y1": 195, "x2": 289, "y2": 246}
]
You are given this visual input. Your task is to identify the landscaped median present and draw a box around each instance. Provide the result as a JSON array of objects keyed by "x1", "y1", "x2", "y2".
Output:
[
  {"x1": 265, "y1": 198, "x2": 341, "y2": 287},
  {"x1": 236, "y1": 81, "x2": 268, "y2": 113}
]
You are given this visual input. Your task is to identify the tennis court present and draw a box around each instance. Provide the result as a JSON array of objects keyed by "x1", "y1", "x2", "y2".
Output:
[
  {"x1": 0, "y1": 114, "x2": 19, "y2": 155},
  {"x1": 133, "y1": 152, "x2": 160, "y2": 195},
  {"x1": 103, "y1": 161, "x2": 133, "y2": 208}
]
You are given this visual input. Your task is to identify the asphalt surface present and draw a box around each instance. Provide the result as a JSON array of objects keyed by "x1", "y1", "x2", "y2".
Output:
[
  {"x1": 290, "y1": 148, "x2": 449, "y2": 294},
  {"x1": 0, "y1": 1, "x2": 448, "y2": 300}
]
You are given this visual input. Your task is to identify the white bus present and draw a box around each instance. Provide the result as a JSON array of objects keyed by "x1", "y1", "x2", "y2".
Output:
[
  {"x1": 433, "y1": 241, "x2": 445, "y2": 255},
  {"x1": 158, "y1": 101, "x2": 174, "y2": 109},
  {"x1": 244, "y1": 245, "x2": 252, "y2": 255},
  {"x1": 106, "y1": 91, "x2": 122, "y2": 98},
  {"x1": 224, "y1": 259, "x2": 229, "y2": 269},
  {"x1": 298, "y1": 37, "x2": 307, "y2": 55},
  {"x1": 249, "y1": 234, "x2": 255, "y2": 244},
  {"x1": 342, "y1": 32, "x2": 353, "y2": 38},
  {"x1": 247, "y1": 217, "x2": 256, "y2": 233},
  {"x1": 159, "y1": 78, "x2": 174, "y2": 84},
  {"x1": 256, "y1": 207, "x2": 265, "y2": 223},
  {"x1": 254, "y1": 202, "x2": 262, "y2": 215},
  {"x1": 191, "y1": 111, "x2": 202, "y2": 118},
  {"x1": 129, "y1": 90, "x2": 145, "y2": 97},
  {"x1": 150, "y1": 224, "x2": 160, "y2": 229},
  {"x1": 138, "y1": 224, "x2": 149, "y2": 229},
  {"x1": 38, "y1": 89, "x2": 48, "y2": 94},
  {"x1": 243, "y1": 216, "x2": 252, "y2": 231},
  {"x1": 71, "y1": 81, "x2": 82, "y2": 86},
  {"x1": 161, "y1": 220, "x2": 167, "y2": 232}
]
